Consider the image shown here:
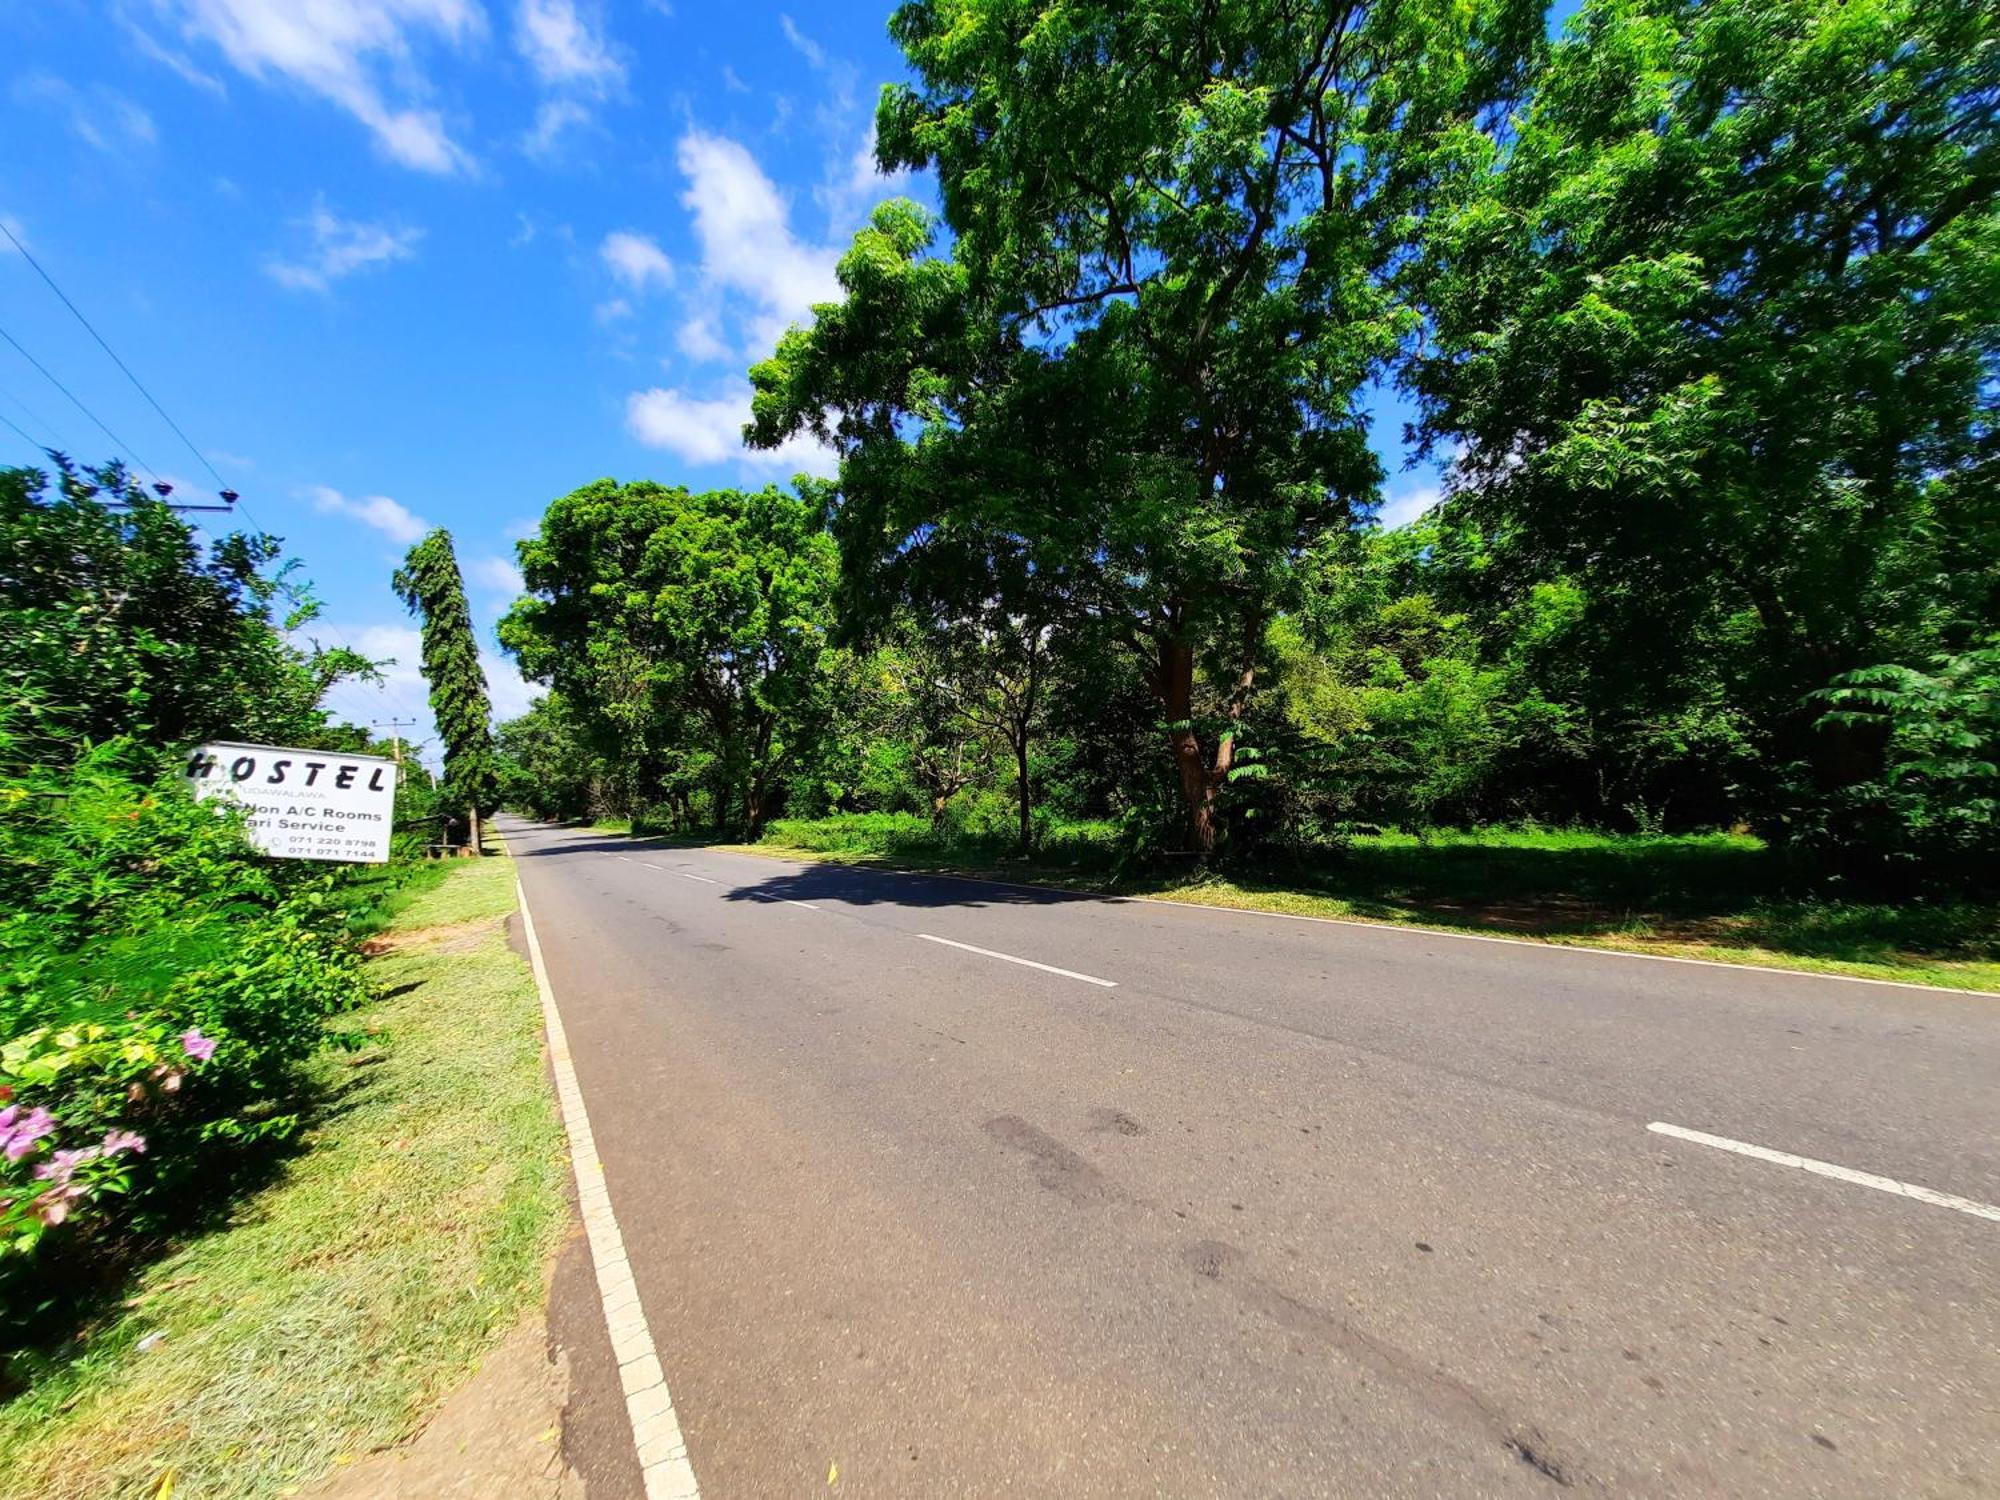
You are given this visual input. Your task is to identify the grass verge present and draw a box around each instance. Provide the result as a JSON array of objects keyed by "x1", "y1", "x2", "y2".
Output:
[
  {"x1": 0, "y1": 851, "x2": 568, "y2": 1499},
  {"x1": 734, "y1": 817, "x2": 2000, "y2": 994}
]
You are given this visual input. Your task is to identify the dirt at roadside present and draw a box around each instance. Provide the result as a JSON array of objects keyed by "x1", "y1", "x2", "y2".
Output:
[{"x1": 307, "y1": 1316, "x2": 585, "y2": 1500}]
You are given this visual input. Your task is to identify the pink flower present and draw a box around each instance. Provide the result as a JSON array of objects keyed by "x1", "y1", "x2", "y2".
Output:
[
  {"x1": 102, "y1": 1130, "x2": 147, "y2": 1156},
  {"x1": 35, "y1": 1185, "x2": 82, "y2": 1225},
  {"x1": 180, "y1": 1029, "x2": 217, "y2": 1063},
  {"x1": 34, "y1": 1146, "x2": 100, "y2": 1185},
  {"x1": 0, "y1": 1105, "x2": 55, "y2": 1162}
]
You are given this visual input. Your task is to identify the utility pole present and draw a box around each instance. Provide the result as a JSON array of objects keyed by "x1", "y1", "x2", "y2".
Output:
[{"x1": 371, "y1": 719, "x2": 419, "y2": 782}]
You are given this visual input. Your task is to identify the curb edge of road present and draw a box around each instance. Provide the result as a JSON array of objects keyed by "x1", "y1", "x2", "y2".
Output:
[
  {"x1": 514, "y1": 865, "x2": 703, "y2": 1500},
  {"x1": 686, "y1": 836, "x2": 2000, "y2": 1002}
]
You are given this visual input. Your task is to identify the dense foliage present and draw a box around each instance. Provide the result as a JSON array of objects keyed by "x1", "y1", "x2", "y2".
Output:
[
  {"x1": 1407, "y1": 0, "x2": 2000, "y2": 858},
  {"x1": 499, "y1": 481, "x2": 838, "y2": 833},
  {"x1": 497, "y1": 0, "x2": 1996, "y2": 896},
  {"x1": 2, "y1": 459, "x2": 372, "y2": 770},
  {"x1": 0, "y1": 462, "x2": 384, "y2": 1326}
]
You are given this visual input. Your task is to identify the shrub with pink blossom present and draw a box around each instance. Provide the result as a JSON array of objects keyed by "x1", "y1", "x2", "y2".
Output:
[{"x1": 0, "y1": 736, "x2": 373, "y2": 1322}]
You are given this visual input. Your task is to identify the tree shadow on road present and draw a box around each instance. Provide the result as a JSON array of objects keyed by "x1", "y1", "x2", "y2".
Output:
[{"x1": 718, "y1": 861, "x2": 1087, "y2": 909}]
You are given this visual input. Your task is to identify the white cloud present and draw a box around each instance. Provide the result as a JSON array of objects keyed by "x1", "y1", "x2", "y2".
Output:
[
  {"x1": 1375, "y1": 478, "x2": 1442, "y2": 530},
  {"x1": 468, "y1": 555, "x2": 525, "y2": 593},
  {"x1": 150, "y1": 0, "x2": 480, "y2": 173},
  {"x1": 311, "y1": 620, "x2": 539, "y2": 764},
  {"x1": 503, "y1": 516, "x2": 540, "y2": 540},
  {"x1": 721, "y1": 64, "x2": 750, "y2": 95},
  {"x1": 626, "y1": 381, "x2": 835, "y2": 478},
  {"x1": 599, "y1": 230, "x2": 673, "y2": 292},
  {"x1": 322, "y1": 620, "x2": 428, "y2": 727},
  {"x1": 267, "y1": 200, "x2": 422, "y2": 292},
  {"x1": 522, "y1": 96, "x2": 591, "y2": 159},
  {"x1": 14, "y1": 75, "x2": 158, "y2": 154},
  {"x1": 515, "y1": 0, "x2": 622, "y2": 91},
  {"x1": 777, "y1": 13, "x2": 825, "y2": 68},
  {"x1": 818, "y1": 120, "x2": 911, "y2": 235},
  {"x1": 677, "y1": 129, "x2": 840, "y2": 358},
  {"x1": 483, "y1": 647, "x2": 538, "y2": 721},
  {"x1": 514, "y1": 0, "x2": 621, "y2": 160},
  {"x1": 308, "y1": 484, "x2": 432, "y2": 543},
  {"x1": 594, "y1": 295, "x2": 634, "y2": 324},
  {"x1": 122, "y1": 20, "x2": 228, "y2": 95},
  {"x1": 675, "y1": 314, "x2": 729, "y2": 363}
]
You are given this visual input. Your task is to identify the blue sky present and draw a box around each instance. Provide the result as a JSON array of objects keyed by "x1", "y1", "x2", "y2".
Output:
[{"x1": 0, "y1": 0, "x2": 1437, "y2": 756}]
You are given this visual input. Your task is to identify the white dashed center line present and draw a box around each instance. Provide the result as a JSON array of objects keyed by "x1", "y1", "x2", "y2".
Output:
[
  {"x1": 1648, "y1": 1122, "x2": 2000, "y2": 1223},
  {"x1": 917, "y1": 933, "x2": 1117, "y2": 988}
]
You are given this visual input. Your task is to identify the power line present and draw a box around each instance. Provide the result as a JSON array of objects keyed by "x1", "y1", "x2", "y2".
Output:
[
  {"x1": 0, "y1": 405, "x2": 44, "y2": 452},
  {"x1": 0, "y1": 380, "x2": 68, "y2": 453},
  {"x1": 0, "y1": 217, "x2": 230, "y2": 493},
  {"x1": 0, "y1": 232, "x2": 440, "y2": 729},
  {"x1": 0, "y1": 319, "x2": 163, "y2": 485}
]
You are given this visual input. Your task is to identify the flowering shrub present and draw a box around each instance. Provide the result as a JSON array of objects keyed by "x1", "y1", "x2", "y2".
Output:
[{"x1": 0, "y1": 736, "x2": 371, "y2": 1312}]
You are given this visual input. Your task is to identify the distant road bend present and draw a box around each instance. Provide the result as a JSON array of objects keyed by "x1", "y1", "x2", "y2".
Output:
[{"x1": 501, "y1": 814, "x2": 1999, "y2": 1498}]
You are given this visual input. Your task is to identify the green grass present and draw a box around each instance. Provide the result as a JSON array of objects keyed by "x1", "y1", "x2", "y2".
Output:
[
  {"x1": 334, "y1": 857, "x2": 453, "y2": 940},
  {"x1": 0, "y1": 853, "x2": 569, "y2": 1500},
  {"x1": 743, "y1": 816, "x2": 2000, "y2": 993}
]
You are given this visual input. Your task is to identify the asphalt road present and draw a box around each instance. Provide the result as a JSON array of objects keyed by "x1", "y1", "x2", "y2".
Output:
[{"x1": 500, "y1": 815, "x2": 2000, "y2": 1499}]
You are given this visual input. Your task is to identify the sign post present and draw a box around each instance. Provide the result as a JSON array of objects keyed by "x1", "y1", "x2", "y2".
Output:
[{"x1": 184, "y1": 741, "x2": 398, "y2": 864}]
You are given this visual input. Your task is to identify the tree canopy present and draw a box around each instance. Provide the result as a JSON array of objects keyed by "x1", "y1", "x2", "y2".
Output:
[
  {"x1": 501, "y1": 0, "x2": 1998, "y2": 891},
  {"x1": 500, "y1": 481, "x2": 837, "y2": 833}
]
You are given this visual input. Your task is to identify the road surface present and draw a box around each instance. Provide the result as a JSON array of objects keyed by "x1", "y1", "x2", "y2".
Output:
[{"x1": 500, "y1": 816, "x2": 1999, "y2": 1498}]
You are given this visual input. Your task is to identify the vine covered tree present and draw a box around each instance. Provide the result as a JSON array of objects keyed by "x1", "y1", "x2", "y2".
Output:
[{"x1": 394, "y1": 527, "x2": 496, "y2": 851}]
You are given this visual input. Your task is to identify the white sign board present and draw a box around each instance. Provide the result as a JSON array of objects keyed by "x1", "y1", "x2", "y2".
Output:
[{"x1": 184, "y1": 741, "x2": 398, "y2": 864}]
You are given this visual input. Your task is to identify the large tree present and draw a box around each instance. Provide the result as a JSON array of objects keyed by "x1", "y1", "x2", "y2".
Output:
[
  {"x1": 1408, "y1": 0, "x2": 2000, "y2": 820},
  {"x1": 500, "y1": 482, "x2": 837, "y2": 834},
  {"x1": 2, "y1": 457, "x2": 372, "y2": 767},
  {"x1": 394, "y1": 528, "x2": 496, "y2": 848},
  {"x1": 753, "y1": 0, "x2": 1536, "y2": 851}
]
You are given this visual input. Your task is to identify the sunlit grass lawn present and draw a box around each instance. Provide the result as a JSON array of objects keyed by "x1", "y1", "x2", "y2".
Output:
[
  {"x1": 0, "y1": 853, "x2": 567, "y2": 1499},
  {"x1": 740, "y1": 816, "x2": 2000, "y2": 993}
]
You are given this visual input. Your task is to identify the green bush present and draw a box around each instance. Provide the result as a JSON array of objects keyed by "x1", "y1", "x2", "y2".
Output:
[
  {"x1": 1806, "y1": 641, "x2": 2000, "y2": 892},
  {"x1": 758, "y1": 811, "x2": 1127, "y2": 873},
  {"x1": 0, "y1": 736, "x2": 369, "y2": 1313}
]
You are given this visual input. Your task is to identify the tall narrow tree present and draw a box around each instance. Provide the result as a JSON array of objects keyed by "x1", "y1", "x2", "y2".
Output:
[{"x1": 394, "y1": 528, "x2": 496, "y2": 852}]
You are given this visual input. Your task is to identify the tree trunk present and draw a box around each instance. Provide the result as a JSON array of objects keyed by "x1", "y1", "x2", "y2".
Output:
[
  {"x1": 468, "y1": 802, "x2": 483, "y2": 857},
  {"x1": 1014, "y1": 735, "x2": 1033, "y2": 854},
  {"x1": 1158, "y1": 636, "x2": 1221, "y2": 854}
]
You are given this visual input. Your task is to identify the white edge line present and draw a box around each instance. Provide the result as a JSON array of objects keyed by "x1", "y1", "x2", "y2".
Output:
[
  {"x1": 917, "y1": 932, "x2": 1117, "y2": 988},
  {"x1": 695, "y1": 846, "x2": 1995, "y2": 1000},
  {"x1": 1647, "y1": 1121, "x2": 2000, "y2": 1224},
  {"x1": 515, "y1": 870, "x2": 703, "y2": 1499}
]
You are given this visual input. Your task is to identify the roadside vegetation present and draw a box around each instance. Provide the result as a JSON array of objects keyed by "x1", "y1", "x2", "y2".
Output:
[
  {"x1": 0, "y1": 853, "x2": 565, "y2": 1499},
  {"x1": 2, "y1": 459, "x2": 556, "y2": 1494},
  {"x1": 739, "y1": 816, "x2": 2000, "y2": 991},
  {"x1": 493, "y1": 0, "x2": 1998, "y2": 980}
]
